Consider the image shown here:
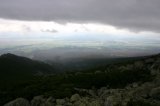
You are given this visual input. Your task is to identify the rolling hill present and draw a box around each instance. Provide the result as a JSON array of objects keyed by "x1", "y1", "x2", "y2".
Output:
[{"x1": 0, "y1": 53, "x2": 55, "y2": 82}]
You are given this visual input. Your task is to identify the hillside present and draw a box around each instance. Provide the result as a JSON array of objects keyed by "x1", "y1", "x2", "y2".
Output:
[
  {"x1": 1, "y1": 53, "x2": 160, "y2": 106},
  {"x1": 0, "y1": 53, "x2": 55, "y2": 82}
]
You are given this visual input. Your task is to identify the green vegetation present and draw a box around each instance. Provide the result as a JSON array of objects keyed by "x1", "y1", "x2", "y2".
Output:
[
  {"x1": 0, "y1": 53, "x2": 159, "y2": 105},
  {"x1": 0, "y1": 53, "x2": 55, "y2": 82}
]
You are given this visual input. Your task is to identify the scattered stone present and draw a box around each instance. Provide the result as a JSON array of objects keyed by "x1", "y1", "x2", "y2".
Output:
[{"x1": 4, "y1": 55, "x2": 160, "y2": 106}]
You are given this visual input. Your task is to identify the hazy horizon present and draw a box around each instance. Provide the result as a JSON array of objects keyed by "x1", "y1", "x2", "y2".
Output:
[{"x1": 0, "y1": 0, "x2": 160, "y2": 61}]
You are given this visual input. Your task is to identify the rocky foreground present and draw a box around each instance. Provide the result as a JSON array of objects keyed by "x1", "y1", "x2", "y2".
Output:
[{"x1": 4, "y1": 55, "x2": 160, "y2": 106}]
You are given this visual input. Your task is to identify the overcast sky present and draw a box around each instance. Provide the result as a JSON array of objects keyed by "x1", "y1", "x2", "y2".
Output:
[
  {"x1": 1, "y1": 0, "x2": 160, "y2": 57},
  {"x1": 0, "y1": 0, "x2": 160, "y2": 34}
]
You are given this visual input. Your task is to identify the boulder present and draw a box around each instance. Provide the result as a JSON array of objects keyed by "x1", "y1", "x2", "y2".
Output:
[
  {"x1": 70, "y1": 94, "x2": 81, "y2": 102},
  {"x1": 134, "y1": 61, "x2": 144, "y2": 68},
  {"x1": 88, "y1": 100, "x2": 102, "y2": 106},
  {"x1": 104, "y1": 94, "x2": 122, "y2": 106},
  {"x1": 31, "y1": 96, "x2": 46, "y2": 106},
  {"x1": 133, "y1": 85, "x2": 151, "y2": 98},
  {"x1": 97, "y1": 87, "x2": 108, "y2": 96},
  {"x1": 145, "y1": 58, "x2": 155, "y2": 64},
  {"x1": 4, "y1": 98, "x2": 30, "y2": 106},
  {"x1": 73, "y1": 97, "x2": 90, "y2": 106},
  {"x1": 150, "y1": 87, "x2": 160, "y2": 100},
  {"x1": 56, "y1": 99, "x2": 65, "y2": 105},
  {"x1": 88, "y1": 90, "x2": 97, "y2": 97},
  {"x1": 95, "y1": 71, "x2": 102, "y2": 74},
  {"x1": 132, "y1": 83, "x2": 138, "y2": 88},
  {"x1": 74, "y1": 100, "x2": 87, "y2": 106},
  {"x1": 45, "y1": 97, "x2": 55, "y2": 106}
]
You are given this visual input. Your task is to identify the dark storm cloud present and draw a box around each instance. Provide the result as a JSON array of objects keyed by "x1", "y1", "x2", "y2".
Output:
[{"x1": 0, "y1": 0, "x2": 160, "y2": 32}]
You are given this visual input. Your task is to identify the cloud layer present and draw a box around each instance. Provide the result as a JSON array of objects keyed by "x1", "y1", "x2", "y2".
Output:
[{"x1": 0, "y1": 0, "x2": 160, "y2": 32}]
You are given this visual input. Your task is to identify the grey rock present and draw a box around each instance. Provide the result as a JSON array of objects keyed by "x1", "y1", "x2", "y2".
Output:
[
  {"x1": 56, "y1": 99, "x2": 65, "y2": 105},
  {"x1": 45, "y1": 97, "x2": 55, "y2": 106},
  {"x1": 95, "y1": 71, "x2": 102, "y2": 74},
  {"x1": 145, "y1": 58, "x2": 155, "y2": 63},
  {"x1": 132, "y1": 83, "x2": 138, "y2": 88},
  {"x1": 4, "y1": 98, "x2": 30, "y2": 106},
  {"x1": 73, "y1": 97, "x2": 90, "y2": 106},
  {"x1": 31, "y1": 96, "x2": 46, "y2": 106},
  {"x1": 70, "y1": 94, "x2": 81, "y2": 102},
  {"x1": 88, "y1": 100, "x2": 102, "y2": 106},
  {"x1": 97, "y1": 87, "x2": 107, "y2": 96},
  {"x1": 74, "y1": 101, "x2": 87, "y2": 106},
  {"x1": 66, "y1": 102, "x2": 73, "y2": 106},
  {"x1": 46, "y1": 96, "x2": 55, "y2": 103},
  {"x1": 88, "y1": 90, "x2": 97, "y2": 97},
  {"x1": 150, "y1": 87, "x2": 160, "y2": 100},
  {"x1": 134, "y1": 61, "x2": 144, "y2": 68}
]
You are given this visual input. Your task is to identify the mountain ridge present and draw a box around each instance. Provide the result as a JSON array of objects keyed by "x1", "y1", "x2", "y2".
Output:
[{"x1": 0, "y1": 53, "x2": 55, "y2": 81}]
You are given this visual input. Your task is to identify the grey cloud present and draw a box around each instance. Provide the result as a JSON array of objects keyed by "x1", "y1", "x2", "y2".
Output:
[
  {"x1": 0, "y1": 0, "x2": 160, "y2": 32},
  {"x1": 41, "y1": 29, "x2": 58, "y2": 33},
  {"x1": 21, "y1": 25, "x2": 32, "y2": 32}
]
